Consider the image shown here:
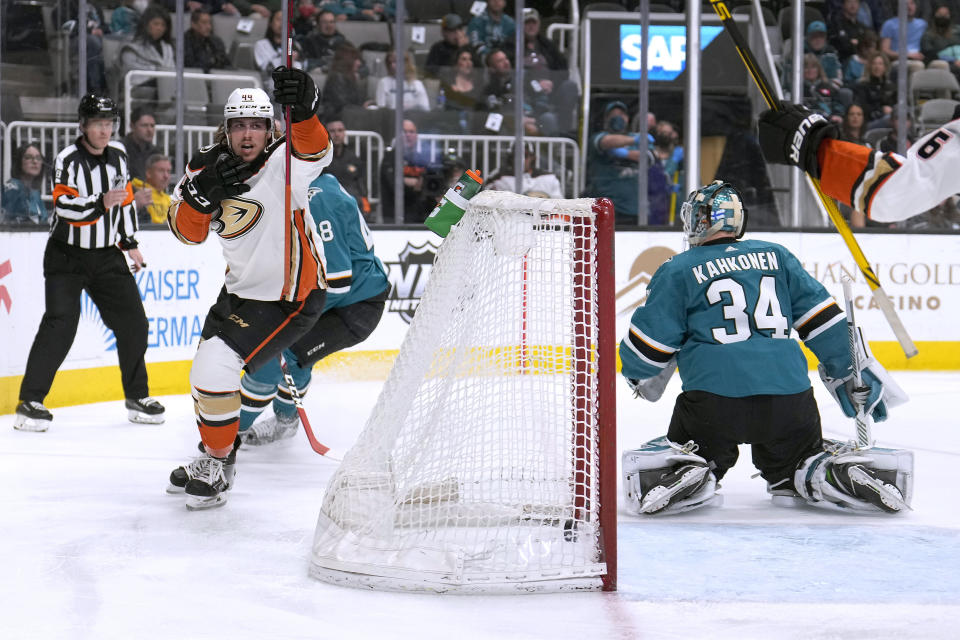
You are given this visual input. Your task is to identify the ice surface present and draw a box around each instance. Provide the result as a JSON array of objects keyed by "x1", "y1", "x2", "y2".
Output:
[{"x1": 1, "y1": 373, "x2": 958, "y2": 639}]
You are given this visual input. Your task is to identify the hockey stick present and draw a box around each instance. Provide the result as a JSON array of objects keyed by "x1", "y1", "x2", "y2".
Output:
[
  {"x1": 842, "y1": 277, "x2": 872, "y2": 449},
  {"x1": 279, "y1": 355, "x2": 341, "y2": 460},
  {"x1": 708, "y1": 0, "x2": 918, "y2": 359}
]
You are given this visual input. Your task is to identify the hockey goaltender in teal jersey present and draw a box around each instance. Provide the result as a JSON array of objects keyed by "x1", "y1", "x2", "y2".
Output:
[{"x1": 620, "y1": 237, "x2": 851, "y2": 397}]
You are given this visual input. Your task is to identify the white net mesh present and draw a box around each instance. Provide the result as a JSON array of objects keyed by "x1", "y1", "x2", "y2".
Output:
[{"x1": 310, "y1": 192, "x2": 611, "y2": 593}]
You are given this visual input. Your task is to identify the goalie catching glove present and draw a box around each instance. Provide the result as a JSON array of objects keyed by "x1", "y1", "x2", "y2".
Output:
[
  {"x1": 758, "y1": 101, "x2": 838, "y2": 178},
  {"x1": 182, "y1": 153, "x2": 254, "y2": 214},
  {"x1": 272, "y1": 66, "x2": 319, "y2": 123},
  {"x1": 625, "y1": 358, "x2": 677, "y2": 402}
]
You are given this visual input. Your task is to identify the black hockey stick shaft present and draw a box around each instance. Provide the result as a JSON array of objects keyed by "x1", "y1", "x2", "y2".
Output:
[
  {"x1": 708, "y1": 0, "x2": 918, "y2": 359},
  {"x1": 279, "y1": 355, "x2": 339, "y2": 459}
]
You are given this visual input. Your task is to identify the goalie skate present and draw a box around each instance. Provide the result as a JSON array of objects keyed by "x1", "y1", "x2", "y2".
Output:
[
  {"x1": 13, "y1": 401, "x2": 52, "y2": 432},
  {"x1": 240, "y1": 412, "x2": 299, "y2": 446},
  {"x1": 835, "y1": 464, "x2": 909, "y2": 513},
  {"x1": 639, "y1": 462, "x2": 711, "y2": 514}
]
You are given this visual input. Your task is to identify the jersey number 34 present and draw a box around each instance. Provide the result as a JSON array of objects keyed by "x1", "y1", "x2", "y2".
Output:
[{"x1": 707, "y1": 275, "x2": 788, "y2": 343}]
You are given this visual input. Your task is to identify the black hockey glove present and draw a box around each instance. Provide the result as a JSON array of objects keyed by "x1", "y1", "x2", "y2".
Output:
[
  {"x1": 758, "y1": 102, "x2": 839, "y2": 179},
  {"x1": 272, "y1": 66, "x2": 319, "y2": 123},
  {"x1": 182, "y1": 153, "x2": 253, "y2": 214}
]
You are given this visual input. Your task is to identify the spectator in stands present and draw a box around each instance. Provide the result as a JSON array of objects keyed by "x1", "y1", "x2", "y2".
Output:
[
  {"x1": 583, "y1": 100, "x2": 669, "y2": 225},
  {"x1": 122, "y1": 107, "x2": 160, "y2": 182},
  {"x1": 184, "y1": 9, "x2": 233, "y2": 72},
  {"x1": 878, "y1": 105, "x2": 916, "y2": 152},
  {"x1": 829, "y1": 0, "x2": 869, "y2": 62},
  {"x1": 379, "y1": 119, "x2": 437, "y2": 222},
  {"x1": 55, "y1": 0, "x2": 110, "y2": 93},
  {"x1": 255, "y1": 10, "x2": 303, "y2": 94},
  {"x1": 325, "y1": 119, "x2": 373, "y2": 221},
  {"x1": 425, "y1": 13, "x2": 470, "y2": 79},
  {"x1": 802, "y1": 54, "x2": 847, "y2": 123},
  {"x1": 115, "y1": 4, "x2": 175, "y2": 103},
  {"x1": 292, "y1": 0, "x2": 317, "y2": 35},
  {"x1": 110, "y1": 0, "x2": 144, "y2": 37},
  {"x1": 508, "y1": 8, "x2": 580, "y2": 136},
  {"x1": 806, "y1": 21, "x2": 844, "y2": 85},
  {"x1": 839, "y1": 102, "x2": 868, "y2": 143},
  {"x1": 321, "y1": 43, "x2": 372, "y2": 120},
  {"x1": 480, "y1": 49, "x2": 549, "y2": 136},
  {"x1": 441, "y1": 47, "x2": 484, "y2": 129},
  {"x1": 2, "y1": 142, "x2": 49, "y2": 225},
  {"x1": 827, "y1": 0, "x2": 886, "y2": 32},
  {"x1": 131, "y1": 153, "x2": 173, "y2": 224},
  {"x1": 300, "y1": 10, "x2": 347, "y2": 72},
  {"x1": 652, "y1": 120, "x2": 684, "y2": 221},
  {"x1": 921, "y1": 3, "x2": 960, "y2": 79},
  {"x1": 881, "y1": 0, "x2": 927, "y2": 64},
  {"x1": 844, "y1": 29, "x2": 879, "y2": 85},
  {"x1": 234, "y1": 0, "x2": 275, "y2": 19},
  {"x1": 854, "y1": 52, "x2": 897, "y2": 128},
  {"x1": 487, "y1": 143, "x2": 563, "y2": 198},
  {"x1": 376, "y1": 50, "x2": 430, "y2": 111},
  {"x1": 181, "y1": 1, "x2": 241, "y2": 16},
  {"x1": 468, "y1": 0, "x2": 516, "y2": 57},
  {"x1": 355, "y1": 0, "x2": 388, "y2": 22}
]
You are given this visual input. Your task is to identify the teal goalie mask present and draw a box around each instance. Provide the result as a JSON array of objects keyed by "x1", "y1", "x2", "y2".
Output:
[{"x1": 681, "y1": 180, "x2": 748, "y2": 246}]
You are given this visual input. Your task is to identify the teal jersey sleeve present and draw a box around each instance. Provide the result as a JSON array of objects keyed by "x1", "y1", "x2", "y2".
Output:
[
  {"x1": 308, "y1": 174, "x2": 388, "y2": 311},
  {"x1": 619, "y1": 238, "x2": 850, "y2": 397}
]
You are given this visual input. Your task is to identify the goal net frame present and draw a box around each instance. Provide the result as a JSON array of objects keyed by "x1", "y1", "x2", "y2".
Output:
[{"x1": 309, "y1": 193, "x2": 617, "y2": 593}]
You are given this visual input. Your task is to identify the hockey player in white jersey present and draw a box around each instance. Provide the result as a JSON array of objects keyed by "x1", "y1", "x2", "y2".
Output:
[
  {"x1": 757, "y1": 101, "x2": 960, "y2": 223},
  {"x1": 619, "y1": 181, "x2": 913, "y2": 516},
  {"x1": 166, "y1": 66, "x2": 332, "y2": 510},
  {"x1": 236, "y1": 173, "x2": 389, "y2": 445}
]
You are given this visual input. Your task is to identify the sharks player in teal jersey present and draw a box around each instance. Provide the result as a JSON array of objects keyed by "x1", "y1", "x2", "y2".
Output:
[
  {"x1": 237, "y1": 173, "x2": 389, "y2": 445},
  {"x1": 619, "y1": 181, "x2": 912, "y2": 516}
]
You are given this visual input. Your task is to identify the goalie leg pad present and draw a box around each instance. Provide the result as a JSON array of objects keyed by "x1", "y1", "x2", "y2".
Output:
[
  {"x1": 793, "y1": 439, "x2": 913, "y2": 513},
  {"x1": 623, "y1": 437, "x2": 721, "y2": 515}
]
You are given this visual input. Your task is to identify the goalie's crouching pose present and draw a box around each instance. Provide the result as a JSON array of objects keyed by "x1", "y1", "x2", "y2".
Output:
[{"x1": 619, "y1": 181, "x2": 912, "y2": 516}]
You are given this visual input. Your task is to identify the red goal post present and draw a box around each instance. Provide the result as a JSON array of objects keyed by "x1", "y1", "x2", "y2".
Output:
[{"x1": 310, "y1": 193, "x2": 617, "y2": 593}]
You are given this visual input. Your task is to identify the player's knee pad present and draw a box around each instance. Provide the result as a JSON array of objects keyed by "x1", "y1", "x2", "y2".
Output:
[
  {"x1": 793, "y1": 439, "x2": 914, "y2": 513},
  {"x1": 622, "y1": 436, "x2": 720, "y2": 516},
  {"x1": 191, "y1": 337, "x2": 244, "y2": 393}
]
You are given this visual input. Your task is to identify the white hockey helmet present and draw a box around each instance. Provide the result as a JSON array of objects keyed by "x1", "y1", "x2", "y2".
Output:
[
  {"x1": 223, "y1": 87, "x2": 274, "y2": 129},
  {"x1": 681, "y1": 180, "x2": 747, "y2": 246}
]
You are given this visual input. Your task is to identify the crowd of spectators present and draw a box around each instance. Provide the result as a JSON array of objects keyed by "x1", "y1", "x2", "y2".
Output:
[{"x1": 4, "y1": 1, "x2": 960, "y2": 229}]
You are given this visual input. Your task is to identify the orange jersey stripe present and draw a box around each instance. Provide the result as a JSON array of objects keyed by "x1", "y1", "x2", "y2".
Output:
[
  {"x1": 293, "y1": 209, "x2": 321, "y2": 301},
  {"x1": 291, "y1": 115, "x2": 330, "y2": 157},
  {"x1": 122, "y1": 182, "x2": 134, "y2": 206},
  {"x1": 817, "y1": 138, "x2": 874, "y2": 208},
  {"x1": 52, "y1": 184, "x2": 80, "y2": 201},
  {"x1": 169, "y1": 200, "x2": 211, "y2": 244},
  {"x1": 198, "y1": 421, "x2": 239, "y2": 454}
]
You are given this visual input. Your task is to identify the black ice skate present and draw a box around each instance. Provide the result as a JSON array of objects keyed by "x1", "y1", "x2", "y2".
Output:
[
  {"x1": 168, "y1": 436, "x2": 240, "y2": 494},
  {"x1": 184, "y1": 453, "x2": 236, "y2": 510},
  {"x1": 830, "y1": 463, "x2": 908, "y2": 513},
  {"x1": 241, "y1": 412, "x2": 299, "y2": 446},
  {"x1": 13, "y1": 401, "x2": 53, "y2": 432},
  {"x1": 640, "y1": 462, "x2": 710, "y2": 514},
  {"x1": 126, "y1": 397, "x2": 166, "y2": 424}
]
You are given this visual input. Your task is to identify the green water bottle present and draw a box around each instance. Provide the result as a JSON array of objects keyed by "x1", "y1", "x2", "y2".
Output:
[{"x1": 424, "y1": 169, "x2": 483, "y2": 237}]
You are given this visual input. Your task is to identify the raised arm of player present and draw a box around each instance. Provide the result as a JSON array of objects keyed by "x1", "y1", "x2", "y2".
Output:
[{"x1": 758, "y1": 102, "x2": 960, "y2": 223}]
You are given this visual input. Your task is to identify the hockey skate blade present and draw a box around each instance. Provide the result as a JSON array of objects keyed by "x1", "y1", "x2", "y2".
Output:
[
  {"x1": 847, "y1": 465, "x2": 912, "y2": 512},
  {"x1": 13, "y1": 415, "x2": 50, "y2": 432},
  {"x1": 166, "y1": 484, "x2": 185, "y2": 495},
  {"x1": 128, "y1": 410, "x2": 165, "y2": 425},
  {"x1": 185, "y1": 493, "x2": 229, "y2": 510},
  {"x1": 640, "y1": 465, "x2": 710, "y2": 514}
]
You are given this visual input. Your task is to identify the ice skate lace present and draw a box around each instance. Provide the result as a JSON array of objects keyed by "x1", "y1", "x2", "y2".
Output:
[
  {"x1": 137, "y1": 397, "x2": 162, "y2": 409},
  {"x1": 183, "y1": 456, "x2": 213, "y2": 478},
  {"x1": 26, "y1": 401, "x2": 47, "y2": 412}
]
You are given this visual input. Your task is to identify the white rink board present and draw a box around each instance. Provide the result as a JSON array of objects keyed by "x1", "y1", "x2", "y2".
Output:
[{"x1": 2, "y1": 228, "x2": 959, "y2": 377}]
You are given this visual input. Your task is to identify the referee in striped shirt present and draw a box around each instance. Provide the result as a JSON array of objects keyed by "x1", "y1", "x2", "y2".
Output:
[{"x1": 13, "y1": 95, "x2": 165, "y2": 432}]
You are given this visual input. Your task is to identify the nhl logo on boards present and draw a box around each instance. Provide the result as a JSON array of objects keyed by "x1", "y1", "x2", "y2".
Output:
[{"x1": 385, "y1": 241, "x2": 439, "y2": 324}]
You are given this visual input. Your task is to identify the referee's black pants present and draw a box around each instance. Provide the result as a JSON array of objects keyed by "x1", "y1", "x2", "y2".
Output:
[{"x1": 19, "y1": 238, "x2": 150, "y2": 403}]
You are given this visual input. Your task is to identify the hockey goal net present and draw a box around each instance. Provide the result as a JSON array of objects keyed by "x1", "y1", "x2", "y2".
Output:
[{"x1": 310, "y1": 192, "x2": 617, "y2": 593}]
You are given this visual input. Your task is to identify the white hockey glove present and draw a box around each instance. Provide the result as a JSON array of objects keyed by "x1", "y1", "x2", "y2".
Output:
[{"x1": 625, "y1": 358, "x2": 677, "y2": 402}]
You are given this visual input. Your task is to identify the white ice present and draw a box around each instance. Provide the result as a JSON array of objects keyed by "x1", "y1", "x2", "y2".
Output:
[{"x1": 1, "y1": 372, "x2": 958, "y2": 639}]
